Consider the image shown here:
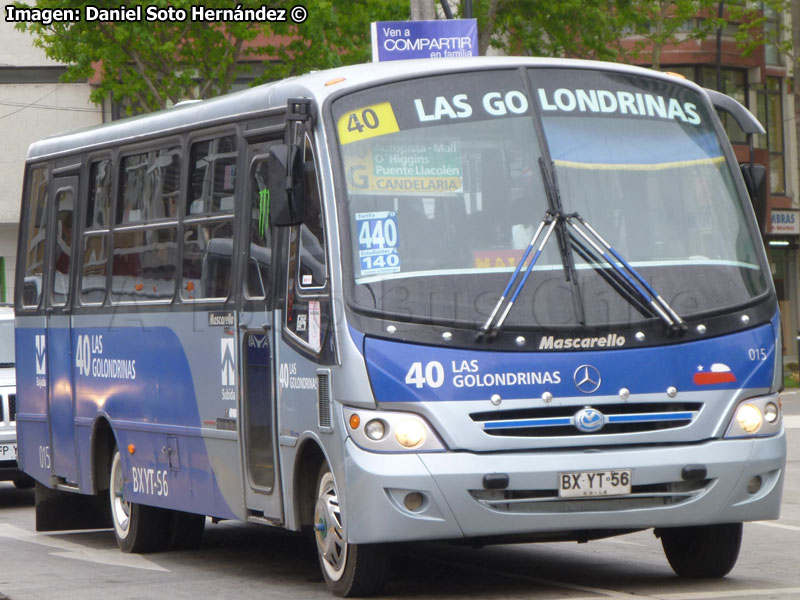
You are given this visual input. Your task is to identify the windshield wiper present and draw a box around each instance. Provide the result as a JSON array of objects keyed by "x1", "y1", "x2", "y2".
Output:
[
  {"x1": 478, "y1": 157, "x2": 685, "y2": 341},
  {"x1": 477, "y1": 211, "x2": 559, "y2": 341},
  {"x1": 565, "y1": 214, "x2": 687, "y2": 335}
]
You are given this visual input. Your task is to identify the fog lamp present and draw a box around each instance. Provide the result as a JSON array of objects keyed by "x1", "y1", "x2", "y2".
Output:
[
  {"x1": 747, "y1": 475, "x2": 763, "y2": 494},
  {"x1": 403, "y1": 492, "x2": 424, "y2": 511},
  {"x1": 395, "y1": 419, "x2": 426, "y2": 449},
  {"x1": 735, "y1": 404, "x2": 763, "y2": 434},
  {"x1": 364, "y1": 419, "x2": 386, "y2": 441}
]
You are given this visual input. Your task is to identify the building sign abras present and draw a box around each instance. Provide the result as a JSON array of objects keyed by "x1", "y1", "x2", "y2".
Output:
[
  {"x1": 371, "y1": 19, "x2": 478, "y2": 62},
  {"x1": 770, "y1": 209, "x2": 800, "y2": 235}
]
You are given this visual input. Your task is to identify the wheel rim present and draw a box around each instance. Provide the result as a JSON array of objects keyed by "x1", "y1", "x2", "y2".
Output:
[
  {"x1": 314, "y1": 471, "x2": 347, "y2": 581},
  {"x1": 109, "y1": 450, "x2": 131, "y2": 540}
]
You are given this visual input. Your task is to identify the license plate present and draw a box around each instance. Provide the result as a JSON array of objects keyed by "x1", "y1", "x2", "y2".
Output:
[
  {"x1": 559, "y1": 469, "x2": 632, "y2": 498},
  {"x1": 0, "y1": 444, "x2": 17, "y2": 460}
]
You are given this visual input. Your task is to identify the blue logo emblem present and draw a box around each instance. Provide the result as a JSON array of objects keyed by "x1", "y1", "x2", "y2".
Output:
[
  {"x1": 574, "y1": 407, "x2": 606, "y2": 433},
  {"x1": 573, "y1": 364, "x2": 601, "y2": 394}
]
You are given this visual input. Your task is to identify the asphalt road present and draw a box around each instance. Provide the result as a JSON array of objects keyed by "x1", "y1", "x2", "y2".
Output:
[{"x1": 0, "y1": 395, "x2": 798, "y2": 600}]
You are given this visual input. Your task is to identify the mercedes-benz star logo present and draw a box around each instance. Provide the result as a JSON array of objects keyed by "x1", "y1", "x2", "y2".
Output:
[
  {"x1": 573, "y1": 364, "x2": 601, "y2": 394},
  {"x1": 574, "y1": 407, "x2": 606, "y2": 433}
]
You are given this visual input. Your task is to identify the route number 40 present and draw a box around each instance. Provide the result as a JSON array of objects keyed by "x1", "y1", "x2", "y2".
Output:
[
  {"x1": 347, "y1": 108, "x2": 380, "y2": 133},
  {"x1": 405, "y1": 361, "x2": 445, "y2": 389}
]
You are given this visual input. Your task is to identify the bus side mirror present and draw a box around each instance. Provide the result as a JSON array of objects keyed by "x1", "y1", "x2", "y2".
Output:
[
  {"x1": 740, "y1": 163, "x2": 767, "y2": 233},
  {"x1": 267, "y1": 144, "x2": 305, "y2": 227}
]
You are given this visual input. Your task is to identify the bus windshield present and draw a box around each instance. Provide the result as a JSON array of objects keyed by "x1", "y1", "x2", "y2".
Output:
[{"x1": 332, "y1": 68, "x2": 767, "y2": 329}]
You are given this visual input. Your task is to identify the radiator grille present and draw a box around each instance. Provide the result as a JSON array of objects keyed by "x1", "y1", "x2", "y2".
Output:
[{"x1": 471, "y1": 402, "x2": 702, "y2": 437}]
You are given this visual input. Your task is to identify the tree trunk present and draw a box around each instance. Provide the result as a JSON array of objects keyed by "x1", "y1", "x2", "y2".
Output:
[{"x1": 410, "y1": 0, "x2": 435, "y2": 20}]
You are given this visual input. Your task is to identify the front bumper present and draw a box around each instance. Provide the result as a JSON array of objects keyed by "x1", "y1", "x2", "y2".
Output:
[{"x1": 342, "y1": 431, "x2": 786, "y2": 544}]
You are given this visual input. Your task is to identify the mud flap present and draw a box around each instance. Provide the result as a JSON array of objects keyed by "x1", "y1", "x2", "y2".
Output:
[{"x1": 35, "y1": 481, "x2": 112, "y2": 531}]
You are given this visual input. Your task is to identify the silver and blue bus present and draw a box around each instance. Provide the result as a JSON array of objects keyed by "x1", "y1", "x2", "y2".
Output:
[{"x1": 14, "y1": 57, "x2": 785, "y2": 596}]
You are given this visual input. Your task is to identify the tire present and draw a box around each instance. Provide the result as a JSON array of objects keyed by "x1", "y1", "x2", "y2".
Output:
[
  {"x1": 658, "y1": 523, "x2": 743, "y2": 578},
  {"x1": 109, "y1": 446, "x2": 169, "y2": 553},
  {"x1": 13, "y1": 474, "x2": 35, "y2": 489},
  {"x1": 313, "y1": 465, "x2": 389, "y2": 597},
  {"x1": 167, "y1": 510, "x2": 206, "y2": 550}
]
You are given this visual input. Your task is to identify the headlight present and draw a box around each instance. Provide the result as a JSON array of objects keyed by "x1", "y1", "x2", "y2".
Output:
[
  {"x1": 344, "y1": 407, "x2": 445, "y2": 452},
  {"x1": 735, "y1": 404, "x2": 762, "y2": 434},
  {"x1": 394, "y1": 419, "x2": 426, "y2": 448},
  {"x1": 725, "y1": 394, "x2": 782, "y2": 438},
  {"x1": 364, "y1": 419, "x2": 386, "y2": 441}
]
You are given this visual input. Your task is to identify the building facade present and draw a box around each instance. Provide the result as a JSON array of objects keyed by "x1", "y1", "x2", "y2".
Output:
[
  {"x1": 623, "y1": 6, "x2": 799, "y2": 360},
  {"x1": 0, "y1": 1, "x2": 102, "y2": 302}
]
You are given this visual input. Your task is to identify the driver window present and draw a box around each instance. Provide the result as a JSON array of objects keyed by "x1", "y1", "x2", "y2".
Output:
[{"x1": 285, "y1": 134, "x2": 330, "y2": 355}]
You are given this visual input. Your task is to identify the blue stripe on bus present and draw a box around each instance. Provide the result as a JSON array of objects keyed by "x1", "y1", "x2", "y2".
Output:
[
  {"x1": 607, "y1": 412, "x2": 694, "y2": 424},
  {"x1": 483, "y1": 417, "x2": 573, "y2": 429}
]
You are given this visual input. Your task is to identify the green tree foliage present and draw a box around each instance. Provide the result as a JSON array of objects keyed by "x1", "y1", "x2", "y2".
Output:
[
  {"x1": 14, "y1": 0, "x2": 406, "y2": 114},
  {"x1": 727, "y1": 0, "x2": 792, "y2": 59},
  {"x1": 463, "y1": 0, "x2": 790, "y2": 69},
  {"x1": 467, "y1": 0, "x2": 638, "y2": 59},
  {"x1": 260, "y1": 0, "x2": 407, "y2": 80},
  {"x1": 465, "y1": 0, "x2": 722, "y2": 66}
]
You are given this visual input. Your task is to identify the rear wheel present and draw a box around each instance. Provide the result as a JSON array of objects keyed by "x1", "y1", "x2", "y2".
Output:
[
  {"x1": 13, "y1": 474, "x2": 35, "y2": 489},
  {"x1": 658, "y1": 523, "x2": 742, "y2": 578},
  {"x1": 167, "y1": 510, "x2": 206, "y2": 550},
  {"x1": 109, "y1": 446, "x2": 168, "y2": 553},
  {"x1": 313, "y1": 465, "x2": 389, "y2": 597}
]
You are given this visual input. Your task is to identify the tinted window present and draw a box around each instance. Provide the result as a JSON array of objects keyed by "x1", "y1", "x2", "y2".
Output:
[
  {"x1": 181, "y1": 221, "x2": 234, "y2": 300},
  {"x1": 298, "y1": 136, "x2": 326, "y2": 289},
  {"x1": 81, "y1": 233, "x2": 108, "y2": 305},
  {"x1": 181, "y1": 134, "x2": 238, "y2": 301},
  {"x1": 111, "y1": 227, "x2": 177, "y2": 302},
  {"x1": 188, "y1": 136, "x2": 237, "y2": 216},
  {"x1": 246, "y1": 159, "x2": 272, "y2": 299},
  {"x1": 118, "y1": 147, "x2": 181, "y2": 224},
  {"x1": 51, "y1": 188, "x2": 74, "y2": 306},
  {"x1": 87, "y1": 159, "x2": 112, "y2": 229},
  {"x1": 21, "y1": 165, "x2": 48, "y2": 308}
]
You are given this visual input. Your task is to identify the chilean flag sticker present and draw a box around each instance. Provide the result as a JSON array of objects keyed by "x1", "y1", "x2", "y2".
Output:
[{"x1": 693, "y1": 363, "x2": 737, "y2": 385}]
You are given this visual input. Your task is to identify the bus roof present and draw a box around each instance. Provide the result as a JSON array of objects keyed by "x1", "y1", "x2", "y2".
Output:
[{"x1": 26, "y1": 56, "x2": 702, "y2": 162}]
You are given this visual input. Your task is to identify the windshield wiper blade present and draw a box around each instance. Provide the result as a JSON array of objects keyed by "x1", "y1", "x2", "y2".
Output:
[
  {"x1": 477, "y1": 212, "x2": 559, "y2": 341},
  {"x1": 568, "y1": 231, "x2": 652, "y2": 319},
  {"x1": 566, "y1": 215, "x2": 687, "y2": 334}
]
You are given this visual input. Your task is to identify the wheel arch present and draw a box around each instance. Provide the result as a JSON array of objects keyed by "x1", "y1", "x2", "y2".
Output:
[
  {"x1": 292, "y1": 437, "x2": 326, "y2": 530},
  {"x1": 90, "y1": 416, "x2": 116, "y2": 493}
]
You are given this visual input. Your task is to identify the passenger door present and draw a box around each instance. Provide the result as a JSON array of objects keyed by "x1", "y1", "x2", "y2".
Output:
[
  {"x1": 240, "y1": 140, "x2": 282, "y2": 521},
  {"x1": 46, "y1": 174, "x2": 79, "y2": 484}
]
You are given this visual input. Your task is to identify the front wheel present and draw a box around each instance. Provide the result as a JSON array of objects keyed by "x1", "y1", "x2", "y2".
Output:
[
  {"x1": 313, "y1": 465, "x2": 389, "y2": 597},
  {"x1": 657, "y1": 523, "x2": 743, "y2": 578},
  {"x1": 109, "y1": 446, "x2": 168, "y2": 553}
]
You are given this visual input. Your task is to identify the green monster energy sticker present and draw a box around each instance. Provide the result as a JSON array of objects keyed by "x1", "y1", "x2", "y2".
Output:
[{"x1": 258, "y1": 188, "x2": 270, "y2": 239}]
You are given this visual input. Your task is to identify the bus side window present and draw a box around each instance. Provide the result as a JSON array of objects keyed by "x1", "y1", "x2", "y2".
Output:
[
  {"x1": 285, "y1": 134, "x2": 330, "y2": 355},
  {"x1": 20, "y1": 165, "x2": 48, "y2": 309},
  {"x1": 298, "y1": 135, "x2": 326, "y2": 290},
  {"x1": 112, "y1": 147, "x2": 180, "y2": 304},
  {"x1": 51, "y1": 189, "x2": 74, "y2": 307},
  {"x1": 246, "y1": 158, "x2": 272, "y2": 299},
  {"x1": 181, "y1": 135, "x2": 237, "y2": 302},
  {"x1": 80, "y1": 159, "x2": 112, "y2": 306}
]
